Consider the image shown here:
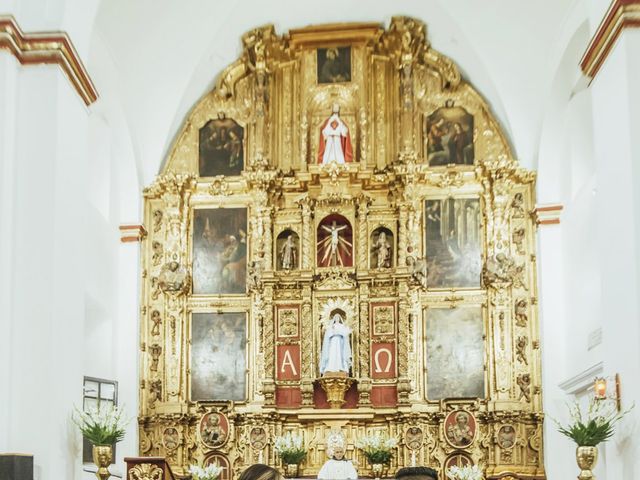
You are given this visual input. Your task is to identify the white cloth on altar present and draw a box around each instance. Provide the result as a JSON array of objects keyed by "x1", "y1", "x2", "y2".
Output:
[
  {"x1": 321, "y1": 114, "x2": 349, "y2": 164},
  {"x1": 317, "y1": 459, "x2": 358, "y2": 480}
]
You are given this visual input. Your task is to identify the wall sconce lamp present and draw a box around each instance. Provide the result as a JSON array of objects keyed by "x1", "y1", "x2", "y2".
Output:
[{"x1": 593, "y1": 374, "x2": 621, "y2": 411}]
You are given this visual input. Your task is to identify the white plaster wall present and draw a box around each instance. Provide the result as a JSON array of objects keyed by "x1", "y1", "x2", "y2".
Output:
[
  {"x1": 0, "y1": 4, "x2": 141, "y2": 480},
  {"x1": 0, "y1": 52, "x2": 19, "y2": 455},
  {"x1": 537, "y1": 8, "x2": 640, "y2": 480},
  {"x1": 590, "y1": 31, "x2": 640, "y2": 480}
]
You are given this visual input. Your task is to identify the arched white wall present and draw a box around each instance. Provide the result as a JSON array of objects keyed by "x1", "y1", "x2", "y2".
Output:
[
  {"x1": 538, "y1": 2, "x2": 640, "y2": 479},
  {"x1": 0, "y1": 2, "x2": 141, "y2": 480}
]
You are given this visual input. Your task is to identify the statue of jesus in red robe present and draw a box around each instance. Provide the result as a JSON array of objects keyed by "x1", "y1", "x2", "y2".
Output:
[{"x1": 317, "y1": 104, "x2": 354, "y2": 164}]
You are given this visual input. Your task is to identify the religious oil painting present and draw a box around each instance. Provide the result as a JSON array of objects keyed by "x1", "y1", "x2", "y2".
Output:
[
  {"x1": 426, "y1": 104, "x2": 474, "y2": 166},
  {"x1": 199, "y1": 412, "x2": 229, "y2": 448},
  {"x1": 317, "y1": 46, "x2": 351, "y2": 84},
  {"x1": 444, "y1": 410, "x2": 477, "y2": 448},
  {"x1": 162, "y1": 427, "x2": 180, "y2": 451},
  {"x1": 425, "y1": 198, "x2": 481, "y2": 288},
  {"x1": 425, "y1": 307, "x2": 485, "y2": 400},
  {"x1": 191, "y1": 313, "x2": 246, "y2": 401},
  {"x1": 192, "y1": 208, "x2": 247, "y2": 294},
  {"x1": 497, "y1": 425, "x2": 517, "y2": 449},
  {"x1": 276, "y1": 229, "x2": 300, "y2": 271},
  {"x1": 249, "y1": 427, "x2": 267, "y2": 450},
  {"x1": 317, "y1": 214, "x2": 353, "y2": 268},
  {"x1": 199, "y1": 117, "x2": 244, "y2": 177}
]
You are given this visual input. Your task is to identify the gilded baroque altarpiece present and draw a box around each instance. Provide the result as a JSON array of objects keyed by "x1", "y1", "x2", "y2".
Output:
[{"x1": 139, "y1": 18, "x2": 545, "y2": 480}]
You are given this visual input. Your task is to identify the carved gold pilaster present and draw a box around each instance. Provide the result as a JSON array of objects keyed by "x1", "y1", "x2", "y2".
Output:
[
  {"x1": 298, "y1": 196, "x2": 315, "y2": 270},
  {"x1": 263, "y1": 286, "x2": 275, "y2": 404},
  {"x1": 397, "y1": 205, "x2": 409, "y2": 267},
  {"x1": 356, "y1": 195, "x2": 371, "y2": 268},
  {"x1": 397, "y1": 284, "x2": 411, "y2": 404}
]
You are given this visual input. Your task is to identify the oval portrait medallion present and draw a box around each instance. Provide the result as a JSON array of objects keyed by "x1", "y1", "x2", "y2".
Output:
[
  {"x1": 199, "y1": 412, "x2": 230, "y2": 448},
  {"x1": 162, "y1": 426, "x2": 180, "y2": 451},
  {"x1": 249, "y1": 426, "x2": 267, "y2": 450},
  {"x1": 497, "y1": 424, "x2": 517, "y2": 449},
  {"x1": 405, "y1": 426, "x2": 424, "y2": 451},
  {"x1": 444, "y1": 410, "x2": 477, "y2": 448}
]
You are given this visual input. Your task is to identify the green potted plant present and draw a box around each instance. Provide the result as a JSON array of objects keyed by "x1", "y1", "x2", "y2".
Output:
[
  {"x1": 555, "y1": 397, "x2": 631, "y2": 480},
  {"x1": 274, "y1": 432, "x2": 306, "y2": 478},
  {"x1": 356, "y1": 433, "x2": 398, "y2": 480},
  {"x1": 73, "y1": 404, "x2": 129, "y2": 480}
]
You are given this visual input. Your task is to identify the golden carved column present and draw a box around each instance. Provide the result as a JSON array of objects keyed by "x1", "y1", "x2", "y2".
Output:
[
  {"x1": 300, "y1": 109, "x2": 309, "y2": 171},
  {"x1": 298, "y1": 196, "x2": 315, "y2": 270},
  {"x1": 358, "y1": 284, "x2": 372, "y2": 405},
  {"x1": 300, "y1": 286, "x2": 314, "y2": 406},
  {"x1": 397, "y1": 205, "x2": 409, "y2": 267},
  {"x1": 145, "y1": 173, "x2": 195, "y2": 405},
  {"x1": 262, "y1": 285, "x2": 276, "y2": 405},
  {"x1": 397, "y1": 283, "x2": 412, "y2": 404},
  {"x1": 356, "y1": 195, "x2": 371, "y2": 268}
]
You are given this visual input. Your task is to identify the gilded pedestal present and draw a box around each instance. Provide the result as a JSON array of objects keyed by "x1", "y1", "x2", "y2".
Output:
[
  {"x1": 577, "y1": 446, "x2": 598, "y2": 480},
  {"x1": 318, "y1": 373, "x2": 355, "y2": 409},
  {"x1": 92, "y1": 445, "x2": 112, "y2": 480}
]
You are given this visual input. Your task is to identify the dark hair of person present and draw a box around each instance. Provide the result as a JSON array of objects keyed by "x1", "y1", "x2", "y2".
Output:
[
  {"x1": 395, "y1": 466, "x2": 438, "y2": 480},
  {"x1": 238, "y1": 464, "x2": 282, "y2": 480}
]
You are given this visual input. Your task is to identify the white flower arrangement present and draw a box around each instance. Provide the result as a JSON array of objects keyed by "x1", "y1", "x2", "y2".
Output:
[
  {"x1": 356, "y1": 433, "x2": 398, "y2": 464},
  {"x1": 446, "y1": 465, "x2": 484, "y2": 480},
  {"x1": 273, "y1": 432, "x2": 307, "y2": 464},
  {"x1": 189, "y1": 463, "x2": 224, "y2": 480},
  {"x1": 72, "y1": 404, "x2": 129, "y2": 445}
]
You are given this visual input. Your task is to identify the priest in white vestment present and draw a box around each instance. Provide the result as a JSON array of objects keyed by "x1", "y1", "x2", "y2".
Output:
[
  {"x1": 318, "y1": 440, "x2": 358, "y2": 480},
  {"x1": 317, "y1": 104, "x2": 354, "y2": 164}
]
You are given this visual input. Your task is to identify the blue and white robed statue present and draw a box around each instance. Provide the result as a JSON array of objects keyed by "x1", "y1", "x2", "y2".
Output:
[{"x1": 319, "y1": 312, "x2": 352, "y2": 375}]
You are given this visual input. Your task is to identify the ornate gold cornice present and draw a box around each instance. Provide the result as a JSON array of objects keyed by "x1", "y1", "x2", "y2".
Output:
[
  {"x1": 580, "y1": 0, "x2": 640, "y2": 79},
  {"x1": 0, "y1": 15, "x2": 98, "y2": 105}
]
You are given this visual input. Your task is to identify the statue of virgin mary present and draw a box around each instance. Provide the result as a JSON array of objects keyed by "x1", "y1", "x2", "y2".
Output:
[{"x1": 319, "y1": 313, "x2": 352, "y2": 375}]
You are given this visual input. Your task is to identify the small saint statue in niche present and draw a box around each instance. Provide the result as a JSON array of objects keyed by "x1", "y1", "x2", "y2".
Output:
[
  {"x1": 319, "y1": 312, "x2": 352, "y2": 375},
  {"x1": 317, "y1": 104, "x2": 353, "y2": 164},
  {"x1": 317, "y1": 431, "x2": 358, "y2": 480},
  {"x1": 318, "y1": 220, "x2": 353, "y2": 267},
  {"x1": 371, "y1": 230, "x2": 392, "y2": 268},
  {"x1": 279, "y1": 234, "x2": 297, "y2": 270}
]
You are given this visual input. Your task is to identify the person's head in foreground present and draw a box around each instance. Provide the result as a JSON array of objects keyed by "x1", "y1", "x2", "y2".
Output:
[
  {"x1": 332, "y1": 445, "x2": 346, "y2": 460},
  {"x1": 239, "y1": 464, "x2": 283, "y2": 480},
  {"x1": 396, "y1": 466, "x2": 438, "y2": 480}
]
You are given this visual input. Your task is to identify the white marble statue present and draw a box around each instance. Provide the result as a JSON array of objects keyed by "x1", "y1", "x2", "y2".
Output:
[
  {"x1": 319, "y1": 313, "x2": 352, "y2": 375},
  {"x1": 318, "y1": 432, "x2": 358, "y2": 480}
]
